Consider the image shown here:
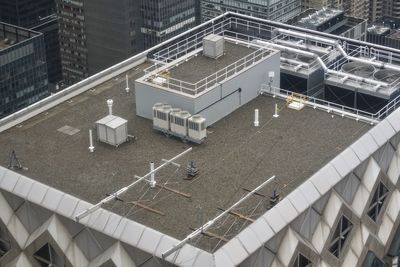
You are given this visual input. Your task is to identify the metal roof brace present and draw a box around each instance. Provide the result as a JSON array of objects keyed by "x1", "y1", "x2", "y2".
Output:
[
  {"x1": 162, "y1": 175, "x2": 276, "y2": 259},
  {"x1": 75, "y1": 147, "x2": 192, "y2": 222}
]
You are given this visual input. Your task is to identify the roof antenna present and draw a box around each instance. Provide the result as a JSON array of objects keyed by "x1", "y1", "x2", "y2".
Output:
[
  {"x1": 254, "y1": 109, "x2": 259, "y2": 127},
  {"x1": 7, "y1": 150, "x2": 27, "y2": 170},
  {"x1": 88, "y1": 129, "x2": 95, "y2": 153}
]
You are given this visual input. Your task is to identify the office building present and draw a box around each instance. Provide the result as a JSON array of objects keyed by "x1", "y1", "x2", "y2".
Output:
[
  {"x1": 0, "y1": 0, "x2": 55, "y2": 28},
  {"x1": 56, "y1": 0, "x2": 144, "y2": 85},
  {"x1": 56, "y1": 0, "x2": 197, "y2": 85},
  {"x1": 201, "y1": 0, "x2": 302, "y2": 23},
  {"x1": 141, "y1": 0, "x2": 197, "y2": 48},
  {"x1": 302, "y1": 0, "x2": 341, "y2": 12},
  {"x1": 31, "y1": 15, "x2": 62, "y2": 89},
  {"x1": 0, "y1": 0, "x2": 62, "y2": 90},
  {"x1": 288, "y1": 8, "x2": 367, "y2": 41},
  {"x1": 1, "y1": 12, "x2": 400, "y2": 267},
  {"x1": 0, "y1": 22, "x2": 49, "y2": 118},
  {"x1": 342, "y1": 0, "x2": 370, "y2": 20}
]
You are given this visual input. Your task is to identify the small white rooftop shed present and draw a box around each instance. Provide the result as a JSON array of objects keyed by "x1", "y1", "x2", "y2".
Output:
[{"x1": 96, "y1": 115, "x2": 128, "y2": 147}]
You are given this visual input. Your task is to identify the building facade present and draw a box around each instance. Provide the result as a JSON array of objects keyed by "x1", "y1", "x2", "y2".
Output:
[
  {"x1": 201, "y1": 0, "x2": 302, "y2": 23},
  {"x1": 141, "y1": 0, "x2": 197, "y2": 49},
  {"x1": 302, "y1": 0, "x2": 342, "y2": 13},
  {"x1": 0, "y1": 23, "x2": 49, "y2": 118},
  {"x1": 0, "y1": 0, "x2": 62, "y2": 91},
  {"x1": 342, "y1": 0, "x2": 369, "y2": 20},
  {"x1": 31, "y1": 15, "x2": 62, "y2": 90},
  {"x1": 289, "y1": 8, "x2": 367, "y2": 41},
  {"x1": 56, "y1": 0, "x2": 197, "y2": 85},
  {"x1": 55, "y1": 0, "x2": 88, "y2": 85},
  {"x1": 0, "y1": 0, "x2": 55, "y2": 28}
]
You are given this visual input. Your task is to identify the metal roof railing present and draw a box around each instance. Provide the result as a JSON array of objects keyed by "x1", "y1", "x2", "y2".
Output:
[
  {"x1": 145, "y1": 46, "x2": 273, "y2": 96},
  {"x1": 260, "y1": 85, "x2": 379, "y2": 123}
]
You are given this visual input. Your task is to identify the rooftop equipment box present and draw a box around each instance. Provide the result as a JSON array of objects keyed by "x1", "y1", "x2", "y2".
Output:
[
  {"x1": 203, "y1": 34, "x2": 224, "y2": 59},
  {"x1": 96, "y1": 115, "x2": 128, "y2": 147}
]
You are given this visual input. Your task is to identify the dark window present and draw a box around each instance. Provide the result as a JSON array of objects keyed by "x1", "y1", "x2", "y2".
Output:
[
  {"x1": 361, "y1": 251, "x2": 385, "y2": 267},
  {"x1": 0, "y1": 226, "x2": 11, "y2": 258},
  {"x1": 367, "y1": 182, "x2": 389, "y2": 221},
  {"x1": 328, "y1": 215, "x2": 353, "y2": 258},
  {"x1": 33, "y1": 243, "x2": 65, "y2": 267},
  {"x1": 292, "y1": 253, "x2": 312, "y2": 267}
]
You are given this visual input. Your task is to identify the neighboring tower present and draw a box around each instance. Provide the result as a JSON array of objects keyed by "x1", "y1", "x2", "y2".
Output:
[
  {"x1": 55, "y1": 0, "x2": 88, "y2": 85},
  {"x1": 0, "y1": 0, "x2": 62, "y2": 91},
  {"x1": 342, "y1": 0, "x2": 369, "y2": 20},
  {"x1": 0, "y1": 22, "x2": 50, "y2": 118},
  {"x1": 369, "y1": 0, "x2": 383, "y2": 22},
  {"x1": 201, "y1": 0, "x2": 302, "y2": 22},
  {"x1": 56, "y1": 0, "x2": 143, "y2": 84},
  {"x1": 56, "y1": 0, "x2": 198, "y2": 85},
  {"x1": 0, "y1": 0, "x2": 55, "y2": 28},
  {"x1": 383, "y1": 0, "x2": 400, "y2": 19},
  {"x1": 141, "y1": 0, "x2": 197, "y2": 49}
]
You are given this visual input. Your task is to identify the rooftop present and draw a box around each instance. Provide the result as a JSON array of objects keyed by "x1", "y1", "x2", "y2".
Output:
[
  {"x1": 142, "y1": 40, "x2": 273, "y2": 96},
  {"x1": 0, "y1": 22, "x2": 41, "y2": 51},
  {"x1": 168, "y1": 41, "x2": 255, "y2": 84},
  {"x1": 0, "y1": 61, "x2": 370, "y2": 251},
  {"x1": 0, "y1": 38, "x2": 12, "y2": 49}
]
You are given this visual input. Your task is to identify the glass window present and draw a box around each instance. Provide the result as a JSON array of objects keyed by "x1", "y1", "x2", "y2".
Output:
[
  {"x1": 328, "y1": 215, "x2": 353, "y2": 258},
  {"x1": 292, "y1": 253, "x2": 312, "y2": 267},
  {"x1": 367, "y1": 182, "x2": 389, "y2": 222},
  {"x1": 361, "y1": 251, "x2": 385, "y2": 267},
  {"x1": 0, "y1": 226, "x2": 10, "y2": 258},
  {"x1": 33, "y1": 243, "x2": 65, "y2": 267}
]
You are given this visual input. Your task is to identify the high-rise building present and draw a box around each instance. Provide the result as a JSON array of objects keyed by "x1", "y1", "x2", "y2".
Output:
[
  {"x1": 0, "y1": 22, "x2": 49, "y2": 118},
  {"x1": 383, "y1": 0, "x2": 400, "y2": 19},
  {"x1": 31, "y1": 15, "x2": 62, "y2": 88},
  {"x1": 342, "y1": 0, "x2": 369, "y2": 20},
  {"x1": 0, "y1": 0, "x2": 62, "y2": 91},
  {"x1": 56, "y1": 0, "x2": 143, "y2": 84},
  {"x1": 338, "y1": 0, "x2": 400, "y2": 23},
  {"x1": 56, "y1": 0, "x2": 197, "y2": 85},
  {"x1": 201, "y1": 0, "x2": 302, "y2": 22},
  {"x1": 288, "y1": 8, "x2": 367, "y2": 41},
  {"x1": 0, "y1": 0, "x2": 55, "y2": 28},
  {"x1": 56, "y1": 0, "x2": 89, "y2": 85},
  {"x1": 302, "y1": 0, "x2": 341, "y2": 13},
  {"x1": 141, "y1": 0, "x2": 197, "y2": 48}
]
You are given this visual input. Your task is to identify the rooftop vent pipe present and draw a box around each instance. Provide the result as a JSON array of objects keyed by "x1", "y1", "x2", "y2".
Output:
[{"x1": 107, "y1": 99, "x2": 113, "y2": 115}]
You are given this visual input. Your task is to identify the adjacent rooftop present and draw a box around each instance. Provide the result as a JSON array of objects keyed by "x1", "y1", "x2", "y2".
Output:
[
  {"x1": 0, "y1": 61, "x2": 370, "y2": 251},
  {"x1": 0, "y1": 22, "x2": 40, "y2": 51}
]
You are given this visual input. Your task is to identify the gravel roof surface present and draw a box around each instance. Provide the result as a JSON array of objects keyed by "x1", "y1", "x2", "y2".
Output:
[
  {"x1": 168, "y1": 41, "x2": 257, "y2": 83},
  {"x1": 0, "y1": 61, "x2": 371, "y2": 251}
]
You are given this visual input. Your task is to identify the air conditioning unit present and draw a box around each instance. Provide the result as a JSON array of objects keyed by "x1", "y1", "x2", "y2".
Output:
[
  {"x1": 188, "y1": 115, "x2": 207, "y2": 142},
  {"x1": 170, "y1": 110, "x2": 191, "y2": 137},
  {"x1": 153, "y1": 103, "x2": 172, "y2": 131},
  {"x1": 203, "y1": 34, "x2": 224, "y2": 59}
]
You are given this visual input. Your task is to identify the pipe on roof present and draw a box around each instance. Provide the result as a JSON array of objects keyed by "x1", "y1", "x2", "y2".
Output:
[
  {"x1": 276, "y1": 28, "x2": 338, "y2": 46},
  {"x1": 334, "y1": 42, "x2": 400, "y2": 73},
  {"x1": 253, "y1": 39, "x2": 315, "y2": 58}
]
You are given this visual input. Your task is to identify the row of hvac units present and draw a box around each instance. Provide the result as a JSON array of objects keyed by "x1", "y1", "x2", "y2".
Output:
[{"x1": 152, "y1": 103, "x2": 207, "y2": 144}]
